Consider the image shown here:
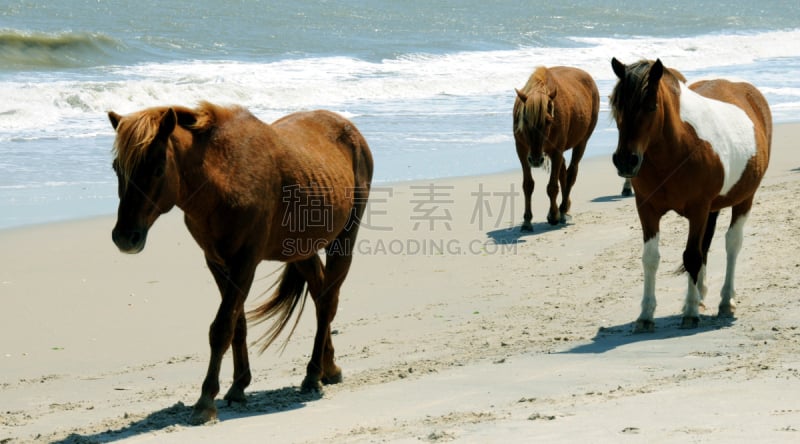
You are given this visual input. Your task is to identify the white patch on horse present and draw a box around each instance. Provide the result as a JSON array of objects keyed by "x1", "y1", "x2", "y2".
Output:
[{"x1": 678, "y1": 82, "x2": 756, "y2": 196}]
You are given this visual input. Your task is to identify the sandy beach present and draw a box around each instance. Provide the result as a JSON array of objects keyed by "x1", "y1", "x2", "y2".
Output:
[{"x1": 1, "y1": 123, "x2": 799, "y2": 443}]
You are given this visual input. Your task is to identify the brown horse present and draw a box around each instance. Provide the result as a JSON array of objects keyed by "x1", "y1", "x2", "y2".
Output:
[
  {"x1": 108, "y1": 102, "x2": 373, "y2": 424},
  {"x1": 610, "y1": 58, "x2": 771, "y2": 332},
  {"x1": 513, "y1": 66, "x2": 599, "y2": 231}
]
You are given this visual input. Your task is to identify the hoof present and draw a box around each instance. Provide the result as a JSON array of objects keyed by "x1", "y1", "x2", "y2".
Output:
[
  {"x1": 189, "y1": 404, "x2": 218, "y2": 425},
  {"x1": 223, "y1": 387, "x2": 247, "y2": 405},
  {"x1": 521, "y1": 221, "x2": 533, "y2": 232},
  {"x1": 559, "y1": 213, "x2": 572, "y2": 224},
  {"x1": 300, "y1": 375, "x2": 323, "y2": 393},
  {"x1": 621, "y1": 187, "x2": 633, "y2": 197},
  {"x1": 633, "y1": 319, "x2": 655, "y2": 333},
  {"x1": 546, "y1": 214, "x2": 560, "y2": 226},
  {"x1": 679, "y1": 316, "x2": 700, "y2": 329},
  {"x1": 321, "y1": 371, "x2": 343, "y2": 385},
  {"x1": 718, "y1": 304, "x2": 736, "y2": 318}
]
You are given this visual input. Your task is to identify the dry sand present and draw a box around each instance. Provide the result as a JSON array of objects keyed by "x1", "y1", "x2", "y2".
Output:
[{"x1": 1, "y1": 124, "x2": 799, "y2": 443}]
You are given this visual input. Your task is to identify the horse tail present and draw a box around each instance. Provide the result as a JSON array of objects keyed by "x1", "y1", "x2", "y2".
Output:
[{"x1": 247, "y1": 261, "x2": 311, "y2": 354}]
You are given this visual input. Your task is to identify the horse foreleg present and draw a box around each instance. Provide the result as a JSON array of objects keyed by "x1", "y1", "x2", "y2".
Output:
[
  {"x1": 634, "y1": 204, "x2": 662, "y2": 333},
  {"x1": 560, "y1": 142, "x2": 587, "y2": 219},
  {"x1": 719, "y1": 207, "x2": 750, "y2": 317},
  {"x1": 680, "y1": 208, "x2": 711, "y2": 329},
  {"x1": 546, "y1": 152, "x2": 564, "y2": 225},
  {"x1": 191, "y1": 259, "x2": 256, "y2": 425},
  {"x1": 223, "y1": 312, "x2": 251, "y2": 405},
  {"x1": 520, "y1": 161, "x2": 534, "y2": 231},
  {"x1": 635, "y1": 233, "x2": 661, "y2": 333},
  {"x1": 204, "y1": 259, "x2": 252, "y2": 406}
]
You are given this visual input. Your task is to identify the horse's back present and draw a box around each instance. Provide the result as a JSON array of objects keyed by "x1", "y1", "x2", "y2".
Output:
[
  {"x1": 272, "y1": 110, "x2": 373, "y2": 182},
  {"x1": 550, "y1": 66, "x2": 599, "y2": 95},
  {"x1": 690, "y1": 79, "x2": 772, "y2": 149},
  {"x1": 687, "y1": 79, "x2": 772, "y2": 206},
  {"x1": 550, "y1": 66, "x2": 600, "y2": 140}
]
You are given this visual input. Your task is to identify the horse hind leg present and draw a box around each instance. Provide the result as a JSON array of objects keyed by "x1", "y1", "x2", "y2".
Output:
[
  {"x1": 301, "y1": 242, "x2": 352, "y2": 392},
  {"x1": 719, "y1": 204, "x2": 751, "y2": 318},
  {"x1": 287, "y1": 255, "x2": 329, "y2": 392},
  {"x1": 301, "y1": 188, "x2": 368, "y2": 391},
  {"x1": 622, "y1": 178, "x2": 633, "y2": 197},
  {"x1": 680, "y1": 207, "x2": 713, "y2": 329},
  {"x1": 697, "y1": 210, "x2": 720, "y2": 307},
  {"x1": 559, "y1": 142, "x2": 587, "y2": 222}
]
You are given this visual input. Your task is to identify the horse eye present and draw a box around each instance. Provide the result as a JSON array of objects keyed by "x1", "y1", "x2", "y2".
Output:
[{"x1": 153, "y1": 164, "x2": 165, "y2": 178}]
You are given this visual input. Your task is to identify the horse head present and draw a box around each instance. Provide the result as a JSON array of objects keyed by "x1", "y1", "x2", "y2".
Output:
[
  {"x1": 108, "y1": 107, "x2": 182, "y2": 253},
  {"x1": 610, "y1": 57, "x2": 665, "y2": 178},
  {"x1": 514, "y1": 80, "x2": 557, "y2": 168}
]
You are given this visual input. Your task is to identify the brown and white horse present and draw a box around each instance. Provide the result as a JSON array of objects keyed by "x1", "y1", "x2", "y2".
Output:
[
  {"x1": 513, "y1": 66, "x2": 600, "y2": 230},
  {"x1": 109, "y1": 102, "x2": 373, "y2": 423},
  {"x1": 610, "y1": 58, "x2": 772, "y2": 332}
]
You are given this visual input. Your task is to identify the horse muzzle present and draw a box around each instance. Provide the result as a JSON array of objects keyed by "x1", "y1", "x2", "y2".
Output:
[
  {"x1": 612, "y1": 151, "x2": 643, "y2": 178},
  {"x1": 112, "y1": 226, "x2": 148, "y2": 254},
  {"x1": 528, "y1": 153, "x2": 545, "y2": 168}
]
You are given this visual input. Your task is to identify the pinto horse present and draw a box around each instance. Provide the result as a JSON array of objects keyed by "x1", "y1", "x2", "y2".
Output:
[
  {"x1": 610, "y1": 58, "x2": 771, "y2": 332},
  {"x1": 108, "y1": 102, "x2": 373, "y2": 424},
  {"x1": 513, "y1": 66, "x2": 599, "y2": 230}
]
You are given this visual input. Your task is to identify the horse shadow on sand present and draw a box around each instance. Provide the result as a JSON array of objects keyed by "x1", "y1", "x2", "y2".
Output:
[
  {"x1": 562, "y1": 314, "x2": 736, "y2": 355},
  {"x1": 486, "y1": 219, "x2": 573, "y2": 245},
  {"x1": 590, "y1": 192, "x2": 635, "y2": 204},
  {"x1": 52, "y1": 386, "x2": 321, "y2": 443}
]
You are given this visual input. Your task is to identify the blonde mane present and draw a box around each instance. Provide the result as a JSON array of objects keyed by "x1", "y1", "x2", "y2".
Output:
[
  {"x1": 515, "y1": 67, "x2": 553, "y2": 136},
  {"x1": 111, "y1": 102, "x2": 224, "y2": 187},
  {"x1": 112, "y1": 107, "x2": 168, "y2": 186}
]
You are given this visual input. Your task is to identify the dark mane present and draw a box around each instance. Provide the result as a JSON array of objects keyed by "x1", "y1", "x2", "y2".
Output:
[{"x1": 609, "y1": 59, "x2": 686, "y2": 121}]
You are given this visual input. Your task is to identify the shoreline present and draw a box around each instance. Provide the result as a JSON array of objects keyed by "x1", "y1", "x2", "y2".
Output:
[{"x1": 3, "y1": 119, "x2": 799, "y2": 233}]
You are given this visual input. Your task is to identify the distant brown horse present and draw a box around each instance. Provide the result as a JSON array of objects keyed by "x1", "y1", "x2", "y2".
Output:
[
  {"x1": 108, "y1": 102, "x2": 373, "y2": 424},
  {"x1": 513, "y1": 66, "x2": 599, "y2": 230},
  {"x1": 610, "y1": 58, "x2": 771, "y2": 332}
]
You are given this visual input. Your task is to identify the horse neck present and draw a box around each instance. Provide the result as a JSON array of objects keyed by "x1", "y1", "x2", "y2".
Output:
[
  {"x1": 168, "y1": 128, "x2": 214, "y2": 213},
  {"x1": 648, "y1": 82, "x2": 695, "y2": 164}
]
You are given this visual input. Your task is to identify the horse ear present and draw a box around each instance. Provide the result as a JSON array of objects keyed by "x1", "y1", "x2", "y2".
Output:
[
  {"x1": 108, "y1": 111, "x2": 122, "y2": 130},
  {"x1": 157, "y1": 108, "x2": 177, "y2": 141},
  {"x1": 611, "y1": 57, "x2": 626, "y2": 79},
  {"x1": 649, "y1": 59, "x2": 664, "y2": 85},
  {"x1": 515, "y1": 88, "x2": 528, "y2": 103}
]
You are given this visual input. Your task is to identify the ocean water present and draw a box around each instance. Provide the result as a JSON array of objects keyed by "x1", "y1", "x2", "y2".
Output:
[{"x1": 1, "y1": 0, "x2": 799, "y2": 229}]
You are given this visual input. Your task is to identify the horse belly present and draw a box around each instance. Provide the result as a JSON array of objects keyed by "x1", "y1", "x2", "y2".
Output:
[{"x1": 272, "y1": 189, "x2": 353, "y2": 261}]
